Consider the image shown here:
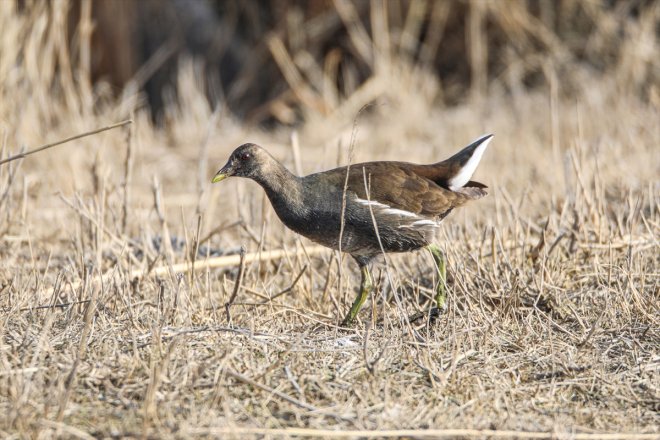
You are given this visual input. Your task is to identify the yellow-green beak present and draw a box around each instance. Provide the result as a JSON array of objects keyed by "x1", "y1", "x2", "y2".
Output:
[{"x1": 211, "y1": 172, "x2": 228, "y2": 183}]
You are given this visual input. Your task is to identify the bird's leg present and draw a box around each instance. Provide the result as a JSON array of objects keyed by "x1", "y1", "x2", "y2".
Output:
[
  {"x1": 428, "y1": 244, "x2": 447, "y2": 311},
  {"x1": 341, "y1": 263, "x2": 373, "y2": 326},
  {"x1": 409, "y1": 244, "x2": 448, "y2": 324}
]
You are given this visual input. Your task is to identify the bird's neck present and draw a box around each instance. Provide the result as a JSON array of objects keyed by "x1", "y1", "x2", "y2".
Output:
[{"x1": 254, "y1": 162, "x2": 305, "y2": 216}]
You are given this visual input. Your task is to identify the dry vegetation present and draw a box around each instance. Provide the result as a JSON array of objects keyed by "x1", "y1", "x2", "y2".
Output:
[{"x1": 0, "y1": 1, "x2": 658, "y2": 438}]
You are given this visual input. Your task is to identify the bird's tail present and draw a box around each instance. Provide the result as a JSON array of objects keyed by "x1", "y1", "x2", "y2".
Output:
[{"x1": 441, "y1": 134, "x2": 493, "y2": 191}]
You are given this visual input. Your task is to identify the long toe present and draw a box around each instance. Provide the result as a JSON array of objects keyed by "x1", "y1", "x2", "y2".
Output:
[{"x1": 408, "y1": 307, "x2": 444, "y2": 325}]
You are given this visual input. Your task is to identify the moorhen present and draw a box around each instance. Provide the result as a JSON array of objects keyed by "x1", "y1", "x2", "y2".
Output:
[{"x1": 212, "y1": 134, "x2": 492, "y2": 325}]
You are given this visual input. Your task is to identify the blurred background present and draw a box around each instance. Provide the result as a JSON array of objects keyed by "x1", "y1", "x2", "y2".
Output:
[
  {"x1": 6, "y1": 0, "x2": 659, "y2": 126},
  {"x1": 0, "y1": 0, "x2": 658, "y2": 239}
]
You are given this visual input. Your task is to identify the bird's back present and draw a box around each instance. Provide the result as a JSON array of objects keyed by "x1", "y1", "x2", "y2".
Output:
[{"x1": 294, "y1": 135, "x2": 492, "y2": 258}]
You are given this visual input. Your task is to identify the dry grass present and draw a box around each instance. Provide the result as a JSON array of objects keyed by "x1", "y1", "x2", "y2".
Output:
[{"x1": 0, "y1": 1, "x2": 658, "y2": 439}]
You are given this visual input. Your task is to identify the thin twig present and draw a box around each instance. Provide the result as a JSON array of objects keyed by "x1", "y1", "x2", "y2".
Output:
[
  {"x1": 146, "y1": 247, "x2": 326, "y2": 277},
  {"x1": 264, "y1": 264, "x2": 308, "y2": 303},
  {"x1": 0, "y1": 120, "x2": 132, "y2": 166},
  {"x1": 337, "y1": 103, "x2": 373, "y2": 306},
  {"x1": 56, "y1": 283, "x2": 99, "y2": 421},
  {"x1": 20, "y1": 300, "x2": 90, "y2": 313},
  {"x1": 225, "y1": 246, "x2": 246, "y2": 323},
  {"x1": 183, "y1": 427, "x2": 660, "y2": 439},
  {"x1": 39, "y1": 246, "x2": 328, "y2": 301},
  {"x1": 577, "y1": 310, "x2": 606, "y2": 349},
  {"x1": 222, "y1": 368, "x2": 351, "y2": 422},
  {"x1": 121, "y1": 115, "x2": 134, "y2": 233}
]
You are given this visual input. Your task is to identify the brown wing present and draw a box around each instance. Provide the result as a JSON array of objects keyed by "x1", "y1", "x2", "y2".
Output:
[{"x1": 319, "y1": 161, "x2": 487, "y2": 218}]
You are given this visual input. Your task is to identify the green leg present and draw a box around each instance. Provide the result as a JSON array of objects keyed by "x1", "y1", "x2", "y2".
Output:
[
  {"x1": 341, "y1": 264, "x2": 373, "y2": 326},
  {"x1": 428, "y1": 244, "x2": 447, "y2": 311}
]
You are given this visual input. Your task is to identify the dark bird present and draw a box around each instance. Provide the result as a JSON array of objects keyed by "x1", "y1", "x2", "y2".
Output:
[{"x1": 212, "y1": 134, "x2": 492, "y2": 325}]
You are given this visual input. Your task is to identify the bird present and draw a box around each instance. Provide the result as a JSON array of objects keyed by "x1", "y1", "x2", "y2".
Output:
[{"x1": 212, "y1": 134, "x2": 492, "y2": 325}]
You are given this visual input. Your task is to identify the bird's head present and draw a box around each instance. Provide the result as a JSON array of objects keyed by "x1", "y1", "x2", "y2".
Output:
[{"x1": 212, "y1": 143, "x2": 271, "y2": 183}]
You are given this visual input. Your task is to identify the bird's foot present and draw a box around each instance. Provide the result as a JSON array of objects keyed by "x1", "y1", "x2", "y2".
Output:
[
  {"x1": 340, "y1": 316, "x2": 355, "y2": 327},
  {"x1": 408, "y1": 306, "x2": 444, "y2": 324}
]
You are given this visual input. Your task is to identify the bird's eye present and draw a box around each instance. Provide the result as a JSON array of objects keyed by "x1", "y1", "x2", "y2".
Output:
[{"x1": 239, "y1": 152, "x2": 251, "y2": 161}]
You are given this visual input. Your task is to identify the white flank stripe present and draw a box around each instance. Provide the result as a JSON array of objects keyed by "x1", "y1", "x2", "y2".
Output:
[
  {"x1": 383, "y1": 208, "x2": 418, "y2": 218},
  {"x1": 411, "y1": 220, "x2": 438, "y2": 227},
  {"x1": 398, "y1": 219, "x2": 439, "y2": 229},
  {"x1": 448, "y1": 134, "x2": 492, "y2": 190},
  {"x1": 354, "y1": 197, "x2": 418, "y2": 218},
  {"x1": 355, "y1": 198, "x2": 388, "y2": 208}
]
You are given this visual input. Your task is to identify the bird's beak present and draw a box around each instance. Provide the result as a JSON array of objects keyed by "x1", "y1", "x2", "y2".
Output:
[
  {"x1": 211, "y1": 171, "x2": 228, "y2": 183},
  {"x1": 211, "y1": 161, "x2": 233, "y2": 183}
]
